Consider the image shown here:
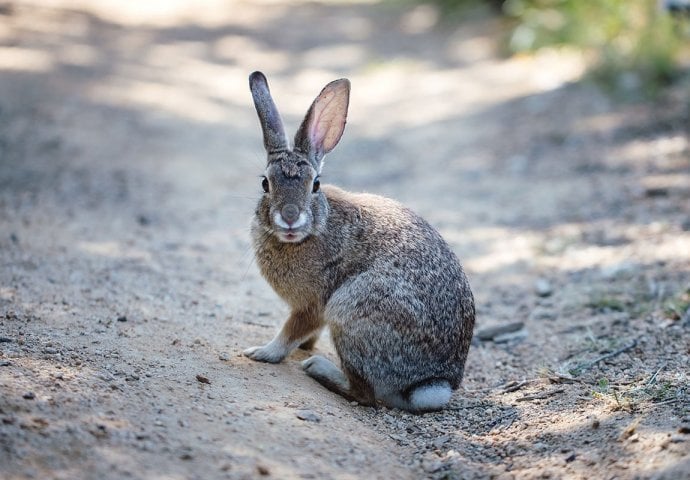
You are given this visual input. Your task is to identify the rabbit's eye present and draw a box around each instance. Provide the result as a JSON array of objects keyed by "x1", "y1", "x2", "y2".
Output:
[
  {"x1": 312, "y1": 177, "x2": 320, "y2": 193},
  {"x1": 261, "y1": 177, "x2": 270, "y2": 193}
]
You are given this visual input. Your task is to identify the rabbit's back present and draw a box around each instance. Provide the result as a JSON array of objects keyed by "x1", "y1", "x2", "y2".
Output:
[{"x1": 321, "y1": 186, "x2": 474, "y2": 392}]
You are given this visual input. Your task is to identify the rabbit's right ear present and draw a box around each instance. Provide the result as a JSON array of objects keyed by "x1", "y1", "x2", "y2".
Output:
[
  {"x1": 294, "y1": 78, "x2": 350, "y2": 169},
  {"x1": 249, "y1": 71, "x2": 288, "y2": 154}
]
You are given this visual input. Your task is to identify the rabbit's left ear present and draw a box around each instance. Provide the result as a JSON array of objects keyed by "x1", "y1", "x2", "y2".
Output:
[
  {"x1": 249, "y1": 71, "x2": 288, "y2": 154},
  {"x1": 294, "y1": 79, "x2": 350, "y2": 168}
]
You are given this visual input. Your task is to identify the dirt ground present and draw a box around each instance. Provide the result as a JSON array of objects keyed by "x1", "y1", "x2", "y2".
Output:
[{"x1": 1, "y1": 1, "x2": 689, "y2": 479}]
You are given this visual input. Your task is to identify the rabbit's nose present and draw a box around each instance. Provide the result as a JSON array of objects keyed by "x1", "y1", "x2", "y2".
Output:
[{"x1": 281, "y1": 204, "x2": 300, "y2": 225}]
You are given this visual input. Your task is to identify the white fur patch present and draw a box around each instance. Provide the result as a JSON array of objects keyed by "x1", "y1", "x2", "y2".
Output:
[
  {"x1": 409, "y1": 383, "x2": 452, "y2": 411},
  {"x1": 273, "y1": 211, "x2": 307, "y2": 229},
  {"x1": 243, "y1": 337, "x2": 289, "y2": 363}
]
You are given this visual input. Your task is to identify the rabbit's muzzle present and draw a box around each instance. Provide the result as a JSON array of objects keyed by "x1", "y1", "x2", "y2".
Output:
[
  {"x1": 272, "y1": 205, "x2": 309, "y2": 243},
  {"x1": 281, "y1": 204, "x2": 300, "y2": 225}
]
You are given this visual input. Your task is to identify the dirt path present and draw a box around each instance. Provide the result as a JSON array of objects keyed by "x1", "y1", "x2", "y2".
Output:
[{"x1": 1, "y1": 1, "x2": 689, "y2": 479}]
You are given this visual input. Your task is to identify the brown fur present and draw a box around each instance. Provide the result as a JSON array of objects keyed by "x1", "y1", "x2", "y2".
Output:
[{"x1": 243, "y1": 72, "x2": 475, "y2": 411}]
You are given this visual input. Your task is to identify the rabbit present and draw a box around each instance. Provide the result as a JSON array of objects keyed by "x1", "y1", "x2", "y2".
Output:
[{"x1": 243, "y1": 71, "x2": 475, "y2": 412}]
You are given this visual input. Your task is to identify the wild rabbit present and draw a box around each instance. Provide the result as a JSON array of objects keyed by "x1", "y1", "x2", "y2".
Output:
[{"x1": 243, "y1": 71, "x2": 475, "y2": 412}]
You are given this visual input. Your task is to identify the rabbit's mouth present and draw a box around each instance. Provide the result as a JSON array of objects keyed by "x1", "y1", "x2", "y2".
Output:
[
  {"x1": 272, "y1": 210, "x2": 310, "y2": 243},
  {"x1": 276, "y1": 229, "x2": 308, "y2": 243}
]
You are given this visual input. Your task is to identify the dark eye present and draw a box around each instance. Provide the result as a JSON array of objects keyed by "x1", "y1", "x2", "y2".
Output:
[
  {"x1": 261, "y1": 177, "x2": 269, "y2": 193},
  {"x1": 312, "y1": 176, "x2": 320, "y2": 193}
]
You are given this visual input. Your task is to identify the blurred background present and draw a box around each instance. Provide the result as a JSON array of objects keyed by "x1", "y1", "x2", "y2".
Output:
[{"x1": 1, "y1": 1, "x2": 689, "y2": 478}]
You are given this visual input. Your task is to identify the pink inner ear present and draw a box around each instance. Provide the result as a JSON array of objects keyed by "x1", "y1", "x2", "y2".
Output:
[{"x1": 309, "y1": 87, "x2": 347, "y2": 154}]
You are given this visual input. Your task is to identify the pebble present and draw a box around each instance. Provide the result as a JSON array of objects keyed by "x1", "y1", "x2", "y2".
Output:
[
  {"x1": 296, "y1": 409, "x2": 321, "y2": 423},
  {"x1": 475, "y1": 322, "x2": 525, "y2": 342},
  {"x1": 534, "y1": 278, "x2": 553, "y2": 297},
  {"x1": 493, "y1": 330, "x2": 529, "y2": 344},
  {"x1": 599, "y1": 262, "x2": 635, "y2": 280},
  {"x1": 196, "y1": 374, "x2": 211, "y2": 384},
  {"x1": 218, "y1": 353, "x2": 230, "y2": 361},
  {"x1": 422, "y1": 459, "x2": 444, "y2": 474},
  {"x1": 257, "y1": 465, "x2": 270, "y2": 476},
  {"x1": 530, "y1": 308, "x2": 556, "y2": 321},
  {"x1": 23, "y1": 392, "x2": 35, "y2": 400},
  {"x1": 117, "y1": 315, "x2": 128, "y2": 322},
  {"x1": 432, "y1": 435, "x2": 451, "y2": 449},
  {"x1": 0, "y1": 337, "x2": 13, "y2": 343}
]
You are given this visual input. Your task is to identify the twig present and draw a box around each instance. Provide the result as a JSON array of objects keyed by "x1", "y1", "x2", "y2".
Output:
[
  {"x1": 571, "y1": 339, "x2": 637, "y2": 375},
  {"x1": 501, "y1": 379, "x2": 531, "y2": 393},
  {"x1": 242, "y1": 320, "x2": 275, "y2": 328},
  {"x1": 646, "y1": 362, "x2": 667, "y2": 386},
  {"x1": 515, "y1": 388, "x2": 565, "y2": 402},
  {"x1": 488, "y1": 410, "x2": 518, "y2": 430}
]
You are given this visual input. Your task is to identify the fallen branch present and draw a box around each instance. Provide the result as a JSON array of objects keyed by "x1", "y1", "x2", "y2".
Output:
[
  {"x1": 570, "y1": 339, "x2": 638, "y2": 375},
  {"x1": 515, "y1": 388, "x2": 565, "y2": 402}
]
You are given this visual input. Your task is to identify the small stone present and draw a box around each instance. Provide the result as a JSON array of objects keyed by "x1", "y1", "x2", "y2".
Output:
[
  {"x1": 43, "y1": 347, "x2": 58, "y2": 354},
  {"x1": 535, "y1": 278, "x2": 553, "y2": 297},
  {"x1": 678, "y1": 425, "x2": 690, "y2": 434},
  {"x1": 422, "y1": 459, "x2": 444, "y2": 474},
  {"x1": 257, "y1": 465, "x2": 270, "y2": 476},
  {"x1": 218, "y1": 353, "x2": 230, "y2": 361},
  {"x1": 117, "y1": 315, "x2": 127, "y2": 322},
  {"x1": 433, "y1": 435, "x2": 451, "y2": 449},
  {"x1": 0, "y1": 337, "x2": 13, "y2": 343},
  {"x1": 493, "y1": 330, "x2": 528, "y2": 344},
  {"x1": 196, "y1": 374, "x2": 210, "y2": 384},
  {"x1": 645, "y1": 186, "x2": 669, "y2": 197},
  {"x1": 0, "y1": 361, "x2": 11, "y2": 367},
  {"x1": 681, "y1": 219, "x2": 690, "y2": 232},
  {"x1": 296, "y1": 409, "x2": 321, "y2": 423},
  {"x1": 23, "y1": 392, "x2": 35, "y2": 400},
  {"x1": 592, "y1": 419, "x2": 600, "y2": 429},
  {"x1": 475, "y1": 322, "x2": 525, "y2": 342},
  {"x1": 599, "y1": 262, "x2": 635, "y2": 280},
  {"x1": 530, "y1": 308, "x2": 556, "y2": 321}
]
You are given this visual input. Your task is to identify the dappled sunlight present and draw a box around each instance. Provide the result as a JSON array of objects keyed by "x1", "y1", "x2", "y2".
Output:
[
  {"x1": 2, "y1": 1, "x2": 689, "y2": 479},
  {"x1": 78, "y1": 241, "x2": 152, "y2": 261},
  {"x1": 447, "y1": 226, "x2": 540, "y2": 274},
  {"x1": 539, "y1": 222, "x2": 690, "y2": 273},
  {"x1": 0, "y1": 46, "x2": 55, "y2": 72},
  {"x1": 92, "y1": 79, "x2": 232, "y2": 124}
]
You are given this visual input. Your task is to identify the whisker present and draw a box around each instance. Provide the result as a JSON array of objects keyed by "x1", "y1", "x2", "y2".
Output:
[{"x1": 241, "y1": 228, "x2": 273, "y2": 281}]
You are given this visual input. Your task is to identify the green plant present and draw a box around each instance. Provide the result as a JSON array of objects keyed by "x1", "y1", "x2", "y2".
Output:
[
  {"x1": 502, "y1": 0, "x2": 690, "y2": 95},
  {"x1": 663, "y1": 286, "x2": 690, "y2": 320}
]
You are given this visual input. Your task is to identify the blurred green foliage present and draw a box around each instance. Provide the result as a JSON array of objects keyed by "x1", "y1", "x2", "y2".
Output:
[
  {"x1": 423, "y1": 0, "x2": 690, "y2": 95},
  {"x1": 503, "y1": 0, "x2": 689, "y2": 94}
]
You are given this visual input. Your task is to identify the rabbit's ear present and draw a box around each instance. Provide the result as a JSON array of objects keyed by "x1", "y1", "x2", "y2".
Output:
[
  {"x1": 249, "y1": 71, "x2": 288, "y2": 153},
  {"x1": 294, "y1": 78, "x2": 350, "y2": 167}
]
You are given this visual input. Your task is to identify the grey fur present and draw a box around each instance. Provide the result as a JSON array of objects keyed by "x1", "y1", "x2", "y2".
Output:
[{"x1": 244, "y1": 71, "x2": 475, "y2": 412}]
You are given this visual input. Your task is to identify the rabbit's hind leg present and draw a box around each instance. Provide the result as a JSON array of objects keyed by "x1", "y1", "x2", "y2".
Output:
[
  {"x1": 298, "y1": 326, "x2": 324, "y2": 351},
  {"x1": 302, "y1": 355, "x2": 376, "y2": 406}
]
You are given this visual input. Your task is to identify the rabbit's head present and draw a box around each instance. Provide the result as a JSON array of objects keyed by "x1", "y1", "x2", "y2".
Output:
[{"x1": 249, "y1": 72, "x2": 350, "y2": 243}]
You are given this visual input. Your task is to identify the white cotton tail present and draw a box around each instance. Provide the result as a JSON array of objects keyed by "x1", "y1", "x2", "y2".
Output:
[{"x1": 409, "y1": 381, "x2": 452, "y2": 412}]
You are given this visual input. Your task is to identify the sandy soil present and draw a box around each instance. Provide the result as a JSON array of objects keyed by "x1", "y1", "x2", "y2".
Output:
[{"x1": 1, "y1": 1, "x2": 689, "y2": 479}]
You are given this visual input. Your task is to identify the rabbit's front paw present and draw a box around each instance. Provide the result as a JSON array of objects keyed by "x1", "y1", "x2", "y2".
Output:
[{"x1": 243, "y1": 341, "x2": 287, "y2": 363}]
